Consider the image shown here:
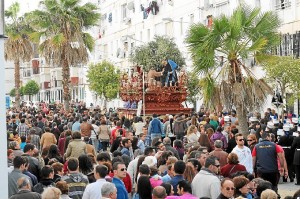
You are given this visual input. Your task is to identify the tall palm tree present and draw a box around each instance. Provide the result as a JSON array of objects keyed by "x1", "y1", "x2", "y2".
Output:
[
  {"x1": 5, "y1": 2, "x2": 33, "y2": 110},
  {"x1": 27, "y1": 0, "x2": 100, "y2": 111},
  {"x1": 186, "y1": 6, "x2": 280, "y2": 136}
]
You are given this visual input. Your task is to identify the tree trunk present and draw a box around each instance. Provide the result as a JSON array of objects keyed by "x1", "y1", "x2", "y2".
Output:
[
  {"x1": 236, "y1": 104, "x2": 249, "y2": 138},
  {"x1": 62, "y1": 58, "x2": 70, "y2": 111},
  {"x1": 14, "y1": 60, "x2": 20, "y2": 110}
]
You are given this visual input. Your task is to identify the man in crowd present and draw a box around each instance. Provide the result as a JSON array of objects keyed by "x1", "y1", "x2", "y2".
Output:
[
  {"x1": 192, "y1": 156, "x2": 221, "y2": 199},
  {"x1": 209, "y1": 140, "x2": 228, "y2": 167},
  {"x1": 40, "y1": 127, "x2": 57, "y2": 150},
  {"x1": 9, "y1": 177, "x2": 41, "y2": 199},
  {"x1": 22, "y1": 143, "x2": 40, "y2": 180},
  {"x1": 152, "y1": 186, "x2": 167, "y2": 199},
  {"x1": 173, "y1": 113, "x2": 188, "y2": 140},
  {"x1": 101, "y1": 182, "x2": 118, "y2": 199},
  {"x1": 32, "y1": 166, "x2": 55, "y2": 194},
  {"x1": 163, "y1": 137, "x2": 179, "y2": 159},
  {"x1": 121, "y1": 138, "x2": 132, "y2": 158},
  {"x1": 148, "y1": 114, "x2": 163, "y2": 142},
  {"x1": 232, "y1": 133, "x2": 253, "y2": 174},
  {"x1": 83, "y1": 165, "x2": 108, "y2": 199},
  {"x1": 80, "y1": 117, "x2": 94, "y2": 138},
  {"x1": 62, "y1": 158, "x2": 89, "y2": 199},
  {"x1": 112, "y1": 162, "x2": 128, "y2": 199},
  {"x1": 170, "y1": 160, "x2": 186, "y2": 195},
  {"x1": 8, "y1": 156, "x2": 32, "y2": 197},
  {"x1": 252, "y1": 132, "x2": 285, "y2": 192}
]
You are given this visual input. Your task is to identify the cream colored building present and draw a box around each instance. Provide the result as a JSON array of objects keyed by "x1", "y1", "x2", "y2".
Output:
[{"x1": 5, "y1": 0, "x2": 300, "y2": 110}]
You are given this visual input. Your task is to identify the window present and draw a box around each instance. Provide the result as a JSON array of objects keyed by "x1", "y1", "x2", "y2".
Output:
[
  {"x1": 121, "y1": 4, "x2": 127, "y2": 20},
  {"x1": 275, "y1": 0, "x2": 291, "y2": 10}
]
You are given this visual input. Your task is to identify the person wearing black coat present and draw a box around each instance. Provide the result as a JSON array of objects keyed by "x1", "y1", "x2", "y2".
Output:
[
  {"x1": 278, "y1": 130, "x2": 295, "y2": 182},
  {"x1": 292, "y1": 130, "x2": 300, "y2": 185}
]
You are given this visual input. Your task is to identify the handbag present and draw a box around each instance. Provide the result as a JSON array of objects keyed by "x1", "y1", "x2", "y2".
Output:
[{"x1": 93, "y1": 129, "x2": 99, "y2": 140}]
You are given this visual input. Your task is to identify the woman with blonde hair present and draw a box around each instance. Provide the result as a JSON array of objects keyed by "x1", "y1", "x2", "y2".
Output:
[
  {"x1": 42, "y1": 187, "x2": 61, "y2": 199},
  {"x1": 186, "y1": 125, "x2": 199, "y2": 143}
]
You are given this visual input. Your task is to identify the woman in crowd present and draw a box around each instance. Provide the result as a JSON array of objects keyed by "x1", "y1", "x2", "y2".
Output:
[
  {"x1": 78, "y1": 154, "x2": 95, "y2": 183},
  {"x1": 232, "y1": 176, "x2": 250, "y2": 198},
  {"x1": 183, "y1": 163, "x2": 196, "y2": 184},
  {"x1": 161, "y1": 183, "x2": 174, "y2": 196},
  {"x1": 186, "y1": 125, "x2": 199, "y2": 143},
  {"x1": 65, "y1": 131, "x2": 87, "y2": 159},
  {"x1": 44, "y1": 144, "x2": 63, "y2": 165},
  {"x1": 56, "y1": 181, "x2": 71, "y2": 199},
  {"x1": 198, "y1": 132, "x2": 212, "y2": 152},
  {"x1": 246, "y1": 134, "x2": 257, "y2": 152},
  {"x1": 98, "y1": 119, "x2": 110, "y2": 152},
  {"x1": 137, "y1": 175, "x2": 152, "y2": 199},
  {"x1": 221, "y1": 153, "x2": 246, "y2": 178},
  {"x1": 41, "y1": 187, "x2": 61, "y2": 199}
]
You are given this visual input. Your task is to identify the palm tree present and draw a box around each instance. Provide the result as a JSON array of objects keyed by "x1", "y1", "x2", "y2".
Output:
[
  {"x1": 5, "y1": 2, "x2": 33, "y2": 110},
  {"x1": 27, "y1": 0, "x2": 100, "y2": 111},
  {"x1": 186, "y1": 6, "x2": 280, "y2": 136}
]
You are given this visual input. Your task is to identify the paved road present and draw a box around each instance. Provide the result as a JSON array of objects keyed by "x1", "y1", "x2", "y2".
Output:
[{"x1": 278, "y1": 180, "x2": 300, "y2": 197}]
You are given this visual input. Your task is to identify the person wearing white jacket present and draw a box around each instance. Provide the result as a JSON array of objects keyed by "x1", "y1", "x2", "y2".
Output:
[
  {"x1": 192, "y1": 156, "x2": 221, "y2": 199},
  {"x1": 231, "y1": 133, "x2": 253, "y2": 174}
]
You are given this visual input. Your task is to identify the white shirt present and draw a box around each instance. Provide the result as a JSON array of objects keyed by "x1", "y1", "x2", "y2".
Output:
[
  {"x1": 232, "y1": 145, "x2": 253, "y2": 173},
  {"x1": 82, "y1": 179, "x2": 107, "y2": 199},
  {"x1": 91, "y1": 124, "x2": 99, "y2": 139}
]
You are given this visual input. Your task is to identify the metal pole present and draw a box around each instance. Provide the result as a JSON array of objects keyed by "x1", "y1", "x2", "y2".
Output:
[{"x1": 0, "y1": 0, "x2": 8, "y2": 197}]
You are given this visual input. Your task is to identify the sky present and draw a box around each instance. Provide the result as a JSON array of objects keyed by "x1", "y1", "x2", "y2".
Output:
[{"x1": 5, "y1": 0, "x2": 40, "y2": 15}]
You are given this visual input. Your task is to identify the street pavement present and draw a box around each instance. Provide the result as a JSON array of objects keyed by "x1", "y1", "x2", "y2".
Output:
[{"x1": 278, "y1": 180, "x2": 300, "y2": 197}]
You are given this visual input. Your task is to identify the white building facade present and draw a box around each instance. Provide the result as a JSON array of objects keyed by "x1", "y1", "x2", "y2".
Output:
[{"x1": 5, "y1": 0, "x2": 300, "y2": 111}]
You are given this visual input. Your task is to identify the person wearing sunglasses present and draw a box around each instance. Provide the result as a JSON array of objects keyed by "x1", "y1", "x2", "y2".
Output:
[
  {"x1": 112, "y1": 162, "x2": 128, "y2": 199},
  {"x1": 217, "y1": 178, "x2": 235, "y2": 199},
  {"x1": 232, "y1": 133, "x2": 253, "y2": 174},
  {"x1": 191, "y1": 156, "x2": 221, "y2": 199},
  {"x1": 246, "y1": 134, "x2": 257, "y2": 152}
]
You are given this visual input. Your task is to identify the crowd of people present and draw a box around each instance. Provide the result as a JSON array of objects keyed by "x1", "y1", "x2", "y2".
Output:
[{"x1": 6, "y1": 102, "x2": 300, "y2": 199}]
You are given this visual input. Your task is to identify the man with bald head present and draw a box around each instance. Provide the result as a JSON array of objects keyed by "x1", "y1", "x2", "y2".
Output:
[
  {"x1": 9, "y1": 177, "x2": 41, "y2": 199},
  {"x1": 152, "y1": 186, "x2": 167, "y2": 199},
  {"x1": 163, "y1": 137, "x2": 180, "y2": 159}
]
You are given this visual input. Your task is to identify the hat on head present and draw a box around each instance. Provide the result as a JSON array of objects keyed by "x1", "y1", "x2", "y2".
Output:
[{"x1": 142, "y1": 156, "x2": 157, "y2": 167}]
